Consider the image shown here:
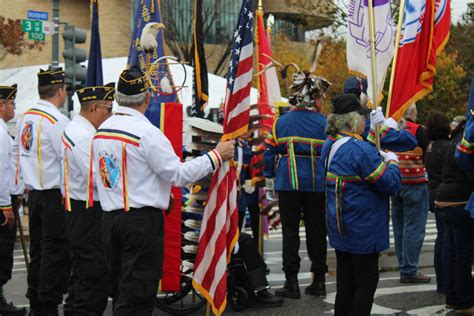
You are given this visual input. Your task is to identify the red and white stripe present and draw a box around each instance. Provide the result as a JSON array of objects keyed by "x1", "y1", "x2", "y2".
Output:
[
  {"x1": 192, "y1": 2, "x2": 253, "y2": 314},
  {"x1": 223, "y1": 42, "x2": 253, "y2": 139},
  {"x1": 192, "y1": 162, "x2": 239, "y2": 315}
]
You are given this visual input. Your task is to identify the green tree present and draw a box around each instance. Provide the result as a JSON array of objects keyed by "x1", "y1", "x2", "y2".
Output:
[
  {"x1": 272, "y1": 35, "x2": 351, "y2": 113},
  {"x1": 417, "y1": 51, "x2": 468, "y2": 122}
]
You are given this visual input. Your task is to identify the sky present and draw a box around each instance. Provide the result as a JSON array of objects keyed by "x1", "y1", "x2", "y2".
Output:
[{"x1": 452, "y1": 0, "x2": 469, "y2": 22}]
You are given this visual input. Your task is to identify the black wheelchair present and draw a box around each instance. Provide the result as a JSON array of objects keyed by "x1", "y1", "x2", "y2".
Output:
[{"x1": 227, "y1": 257, "x2": 271, "y2": 312}]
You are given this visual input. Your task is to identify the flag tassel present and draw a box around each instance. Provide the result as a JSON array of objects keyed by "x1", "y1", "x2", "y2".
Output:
[{"x1": 385, "y1": 0, "x2": 407, "y2": 120}]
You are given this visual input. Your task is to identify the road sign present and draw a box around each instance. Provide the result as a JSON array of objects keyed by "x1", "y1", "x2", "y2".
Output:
[
  {"x1": 28, "y1": 32, "x2": 45, "y2": 41},
  {"x1": 22, "y1": 19, "x2": 43, "y2": 33},
  {"x1": 27, "y1": 10, "x2": 49, "y2": 21},
  {"x1": 42, "y1": 21, "x2": 52, "y2": 35}
]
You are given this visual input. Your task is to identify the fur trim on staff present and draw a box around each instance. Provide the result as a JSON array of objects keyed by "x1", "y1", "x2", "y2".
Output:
[{"x1": 288, "y1": 71, "x2": 331, "y2": 108}]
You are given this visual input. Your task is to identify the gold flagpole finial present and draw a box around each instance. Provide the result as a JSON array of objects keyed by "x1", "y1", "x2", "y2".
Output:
[{"x1": 258, "y1": 0, "x2": 263, "y2": 10}]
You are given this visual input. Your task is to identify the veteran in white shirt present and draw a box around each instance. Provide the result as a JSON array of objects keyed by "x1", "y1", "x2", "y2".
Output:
[
  {"x1": 61, "y1": 83, "x2": 115, "y2": 316},
  {"x1": 0, "y1": 84, "x2": 26, "y2": 314},
  {"x1": 92, "y1": 67, "x2": 234, "y2": 315},
  {"x1": 15, "y1": 68, "x2": 70, "y2": 315}
]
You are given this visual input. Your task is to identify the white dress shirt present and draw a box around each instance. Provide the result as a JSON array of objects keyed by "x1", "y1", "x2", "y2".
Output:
[
  {"x1": 62, "y1": 114, "x2": 97, "y2": 204},
  {"x1": 0, "y1": 119, "x2": 24, "y2": 212},
  {"x1": 91, "y1": 106, "x2": 222, "y2": 212},
  {"x1": 0, "y1": 120, "x2": 13, "y2": 212},
  {"x1": 15, "y1": 100, "x2": 70, "y2": 190}
]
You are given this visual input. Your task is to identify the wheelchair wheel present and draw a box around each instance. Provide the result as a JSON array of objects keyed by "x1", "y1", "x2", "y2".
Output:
[
  {"x1": 155, "y1": 275, "x2": 206, "y2": 315},
  {"x1": 228, "y1": 286, "x2": 248, "y2": 311}
]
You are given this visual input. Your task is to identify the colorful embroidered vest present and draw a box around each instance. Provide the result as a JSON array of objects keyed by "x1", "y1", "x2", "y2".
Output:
[{"x1": 396, "y1": 120, "x2": 428, "y2": 184}]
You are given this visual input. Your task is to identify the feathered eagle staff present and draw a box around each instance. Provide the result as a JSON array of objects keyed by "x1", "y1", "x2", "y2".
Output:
[
  {"x1": 140, "y1": 22, "x2": 173, "y2": 93},
  {"x1": 140, "y1": 22, "x2": 165, "y2": 60}
]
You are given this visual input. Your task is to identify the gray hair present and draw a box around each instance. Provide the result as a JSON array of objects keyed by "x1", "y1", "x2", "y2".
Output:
[
  {"x1": 115, "y1": 90, "x2": 148, "y2": 108},
  {"x1": 326, "y1": 112, "x2": 363, "y2": 137},
  {"x1": 404, "y1": 103, "x2": 417, "y2": 119}
]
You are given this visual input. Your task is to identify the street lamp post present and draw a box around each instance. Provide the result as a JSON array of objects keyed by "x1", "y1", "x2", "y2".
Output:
[{"x1": 52, "y1": 0, "x2": 60, "y2": 67}]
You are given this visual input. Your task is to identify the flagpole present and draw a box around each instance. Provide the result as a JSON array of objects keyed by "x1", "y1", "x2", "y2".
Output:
[
  {"x1": 205, "y1": 301, "x2": 211, "y2": 316},
  {"x1": 367, "y1": 0, "x2": 381, "y2": 149},
  {"x1": 386, "y1": 0, "x2": 406, "y2": 119},
  {"x1": 257, "y1": 0, "x2": 266, "y2": 257}
]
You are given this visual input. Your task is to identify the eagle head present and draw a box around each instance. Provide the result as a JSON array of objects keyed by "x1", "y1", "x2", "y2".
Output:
[{"x1": 140, "y1": 22, "x2": 166, "y2": 53}]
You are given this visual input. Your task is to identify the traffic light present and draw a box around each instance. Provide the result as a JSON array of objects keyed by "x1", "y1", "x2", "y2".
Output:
[{"x1": 62, "y1": 25, "x2": 87, "y2": 91}]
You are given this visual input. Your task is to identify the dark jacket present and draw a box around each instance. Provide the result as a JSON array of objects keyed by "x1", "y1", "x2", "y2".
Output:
[
  {"x1": 436, "y1": 122, "x2": 474, "y2": 203},
  {"x1": 425, "y1": 139, "x2": 450, "y2": 210}
]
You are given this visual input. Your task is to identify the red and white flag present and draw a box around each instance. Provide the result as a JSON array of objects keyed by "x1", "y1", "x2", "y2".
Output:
[
  {"x1": 192, "y1": 1, "x2": 254, "y2": 315},
  {"x1": 388, "y1": 0, "x2": 450, "y2": 120},
  {"x1": 256, "y1": 6, "x2": 281, "y2": 129}
]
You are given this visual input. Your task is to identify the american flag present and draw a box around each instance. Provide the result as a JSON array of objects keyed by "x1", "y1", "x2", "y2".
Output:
[
  {"x1": 222, "y1": 0, "x2": 254, "y2": 140},
  {"x1": 192, "y1": 1, "x2": 253, "y2": 315}
]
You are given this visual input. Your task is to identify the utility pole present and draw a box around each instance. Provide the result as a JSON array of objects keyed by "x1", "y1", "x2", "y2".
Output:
[{"x1": 52, "y1": 0, "x2": 60, "y2": 67}]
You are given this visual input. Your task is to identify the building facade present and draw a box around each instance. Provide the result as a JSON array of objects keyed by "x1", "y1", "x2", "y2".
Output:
[{"x1": 0, "y1": 0, "x2": 332, "y2": 70}]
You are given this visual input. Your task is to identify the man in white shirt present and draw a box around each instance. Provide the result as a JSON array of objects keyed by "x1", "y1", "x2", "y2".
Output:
[
  {"x1": 62, "y1": 83, "x2": 115, "y2": 316},
  {"x1": 0, "y1": 84, "x2": 26, "y2": 315},
  {"x1": 16, "y1": 68, "x2": 70, "y2": 315},
  {"x1": 92, "y1": 67, "x2": 235, "y2": 315}
]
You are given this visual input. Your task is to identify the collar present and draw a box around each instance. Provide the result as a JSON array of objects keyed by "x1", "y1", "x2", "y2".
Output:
[
  {"x1": 75, "y1": 114, "x2": 96, "y2": 131},
  {"x1": 115, "y1": 106, "x2": 150, "y2": 123},
  {"x1": 37, "y1": 99, "x2": 61, "y2": 114},
  {"x1": 291, "y1": 106, "x2": 319, "y2": 113},
  {"x1": 338, "y1": 131, "x2": 363, "y2": 140},
  {"x1": 0, "y1": 119, "x2": 7, "y2": 132}
]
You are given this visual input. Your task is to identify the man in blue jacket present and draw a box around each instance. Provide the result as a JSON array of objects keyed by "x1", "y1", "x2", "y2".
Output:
[
  {"x1": 321, "y1": 94, "x2": 402, "y2": 316},
  {"x1": 455, "y1": 78, "x2": 474, "y2": 218},
  {"x1": 264, "y1": 72, "x2": 330, "y2": 298}
]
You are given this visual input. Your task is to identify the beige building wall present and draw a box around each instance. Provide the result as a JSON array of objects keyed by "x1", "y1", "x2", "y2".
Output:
[
  {"x1": 0, "y1": 0, "x2": 132, "y2": 69},
  {"x1": 1, "y1": 0, "x2": 329, "y2": 71}
]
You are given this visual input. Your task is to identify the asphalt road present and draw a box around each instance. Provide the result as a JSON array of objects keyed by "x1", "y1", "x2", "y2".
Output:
[{"x1": 3, "y1": 213, "x2": 463, "y2": 315}]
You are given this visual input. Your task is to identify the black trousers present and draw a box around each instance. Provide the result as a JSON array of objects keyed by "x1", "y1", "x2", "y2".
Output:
[
  {"x1": 0, "y1": 196, "x2": 18, "y2": 286},
  {"x1": 334, "y1": 250, "x2": 380, "y2": 316},
  {"x1": 233, "y1": 233, "x2": 268, "y2": 292},
  {"x1": 234, "y1": 233, "x2": 266, "y2": 272},
  {"x1": 278, "y1": 190, "x2": 327, "y2": 276},
  {"x1": 64, "y1": 199, "x2": 108, "y2": 316},
  {"x1": 102, "y1": 207, "x2": 164, "y2": 316},
  {"x1": 27, "y1": 189, "x2": 70, "y2": 305},
  {"x1": 247, "y1": 203, "x2": 260, "y2": 242}
]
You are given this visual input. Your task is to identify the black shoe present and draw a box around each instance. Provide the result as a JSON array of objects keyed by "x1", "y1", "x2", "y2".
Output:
[
  {"x1": 400, "y1": 273, "x2": 431, "y2": 284},
  {"x1": 248, "y1": 290, "x2": 284, "y2": 308},
  {"x1": 305, "y1": 275, "x2": 326, "y2": 297},
  {"x1": 275, "y1": 274, "x2": 300, "y2": 299},
  {"x1": 0, "y1": 298, "x2": 26, "y2": 315}
]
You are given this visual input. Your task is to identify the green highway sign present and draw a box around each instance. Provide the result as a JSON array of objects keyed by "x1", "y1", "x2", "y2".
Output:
[
  {"x1": 22, "y1": 19, "x2": 45, "y2": 42},
  {"x1": 28, "y1": 31, "x2": 45, "y2": 41},
  {"x1": 22, "y1": 19, "x2": 43, "y2": 32}
]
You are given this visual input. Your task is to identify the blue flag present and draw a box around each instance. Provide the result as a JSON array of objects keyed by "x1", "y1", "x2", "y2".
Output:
[
  {"x1": 86, "y1": 0, "x2": 103, "y2": 86},
  {"x1": 127, "y1": 0, "x2": 178, "y2": 128}
]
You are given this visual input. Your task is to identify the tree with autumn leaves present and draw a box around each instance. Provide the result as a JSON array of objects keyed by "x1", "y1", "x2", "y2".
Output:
[{"x1": 0, "y1": 16, "x2": 43, "y2": 62}]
